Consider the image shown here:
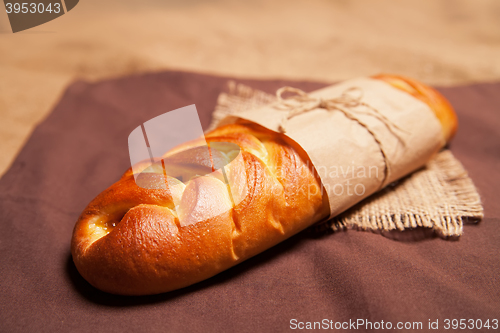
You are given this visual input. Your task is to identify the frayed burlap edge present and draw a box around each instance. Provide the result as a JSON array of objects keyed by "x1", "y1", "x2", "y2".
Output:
[
  {"x1": 209, "y1": 81, "x2": 484, "y2": 237},
  {"x1": 207, "y1": 81, "x2": 277, "y2": 131},
  {"x1": 328, "y1": 150, "x2": 483, "y2": 237}
]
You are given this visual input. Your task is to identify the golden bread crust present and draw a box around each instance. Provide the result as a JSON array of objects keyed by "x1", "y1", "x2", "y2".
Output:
[
  {"x1": 72, "y1": 123, "x2": 328, "y2": 295},
  {"x1": 372, "y1": 74, "x2": 458, "y2": 142}
]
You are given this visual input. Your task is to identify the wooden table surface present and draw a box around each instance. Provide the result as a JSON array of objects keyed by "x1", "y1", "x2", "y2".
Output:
[{"x1": 1, "y1": 0, "x2": 499, "y2": 176}]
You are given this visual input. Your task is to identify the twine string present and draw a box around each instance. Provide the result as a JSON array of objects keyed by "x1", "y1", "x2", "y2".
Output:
[
  {"x1": 275, "y1": 86, "x2": 410, "y2": 188},
  {"x1": 275, "y1": 86, "x2": 408, "y2": 143}
]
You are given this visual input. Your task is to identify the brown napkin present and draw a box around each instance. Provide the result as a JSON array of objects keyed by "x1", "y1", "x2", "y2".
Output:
[
  {"x1": 210, "y1": 82, "x2": 483, "y2": 237},
  {"x1": 0, "y1": 71, "x2": 498, "y2": 332}
]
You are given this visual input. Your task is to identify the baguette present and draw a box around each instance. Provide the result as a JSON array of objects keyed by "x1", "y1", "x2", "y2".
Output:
[{"x1": 71, "y1": 75, "x2": 457, "y2": 295}]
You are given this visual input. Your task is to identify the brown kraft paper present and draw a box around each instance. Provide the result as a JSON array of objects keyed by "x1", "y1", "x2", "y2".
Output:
[{"x1": 218, "y1": 77, "x2": 445, "y2": 219}]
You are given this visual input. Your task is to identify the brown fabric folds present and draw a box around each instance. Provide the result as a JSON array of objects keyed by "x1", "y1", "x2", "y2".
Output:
[
  {"x1": 211, "y1": 82, "x2": 483, "y2": 237},
  {"x1": 0, "y1": 71, "x2": 498, "y2": 332}
]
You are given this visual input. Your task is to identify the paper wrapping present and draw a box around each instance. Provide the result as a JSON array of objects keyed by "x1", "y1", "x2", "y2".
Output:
[{"x1": 218, "y1": 77, "x2": 445, "y2": 219}]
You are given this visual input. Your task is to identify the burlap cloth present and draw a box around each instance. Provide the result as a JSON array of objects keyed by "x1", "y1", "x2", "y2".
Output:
[{"x1": 209, "y1": 82, "x2": 483, "y2": 237}]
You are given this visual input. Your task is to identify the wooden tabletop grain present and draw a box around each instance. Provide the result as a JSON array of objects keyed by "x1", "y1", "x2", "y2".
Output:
[{"x1": 1, "y1": 0, "x2": 499, "y2": 176}]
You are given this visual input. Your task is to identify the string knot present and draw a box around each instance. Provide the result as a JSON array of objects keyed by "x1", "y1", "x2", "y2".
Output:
[
  {"x1": 274, "y1": 86, "x2": 407, "y2": 143},
  {"x1": 274, "y1": 85, "x2": 410, "y2": 190}
]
